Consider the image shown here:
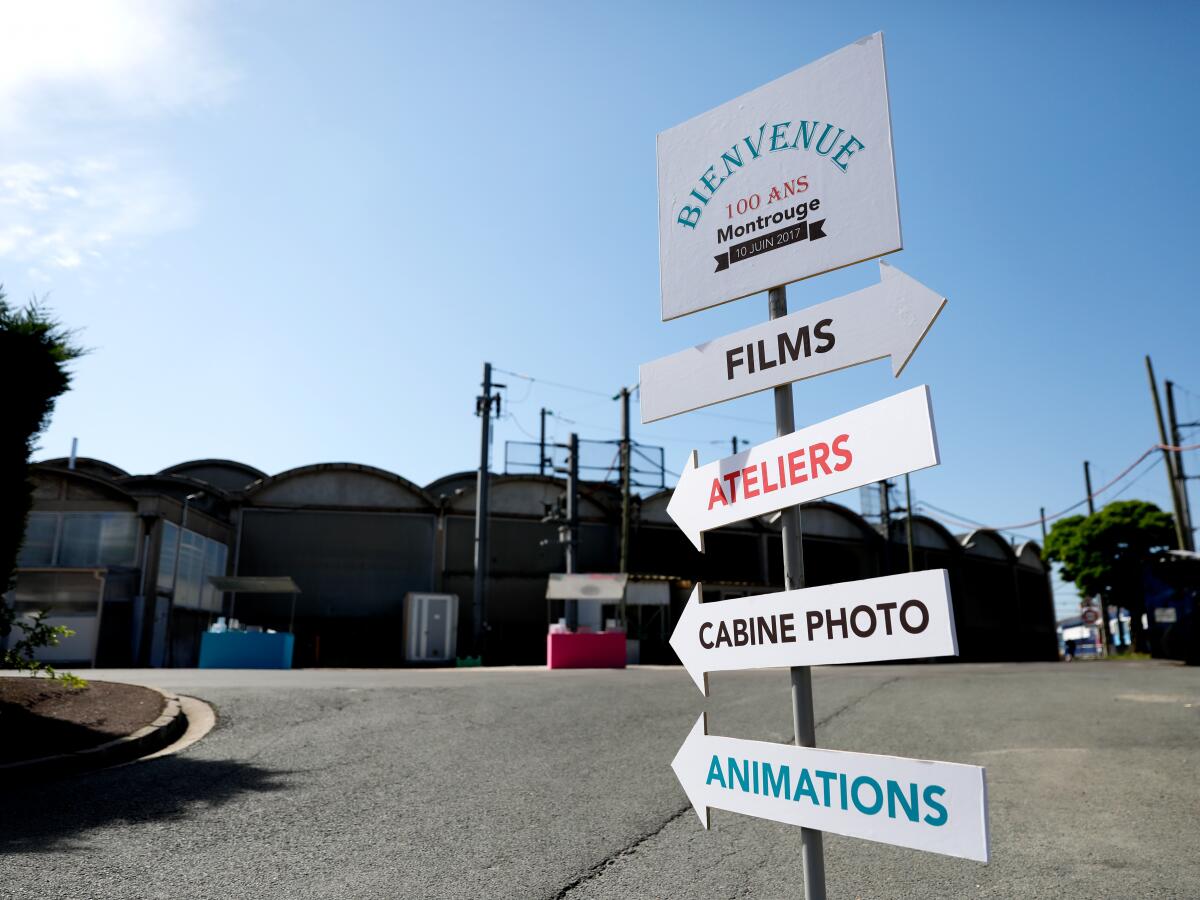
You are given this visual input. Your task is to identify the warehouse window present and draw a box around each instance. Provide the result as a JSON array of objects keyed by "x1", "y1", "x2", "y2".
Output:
[
  {"x1": 157, "y1": 522, "x2": 228, "y2": 612},
  {"x1": 17, "y1": 512, "x2": 138, "y2": 567}
]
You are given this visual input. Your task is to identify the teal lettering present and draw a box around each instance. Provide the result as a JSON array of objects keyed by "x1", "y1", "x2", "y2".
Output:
[
  {"x1": 769, "y1": 121, "x2": 792, "y2": 152},
  {"x1": 851, "y1": 776, "x2": 884, "y2": 815},
  {"x1": 743, "y1": 124, "x2": 768, "y2": 159},
  {"x1": 720, "y1": 145, "x2": 744, "y2": 178},
  {"x1": 699, "y1": 166, "x2": 724, "y2": 195},
  {"x1": 728, "y1": 757, "x2": 751, "y2": 793},
  {"x1": 814, "y1": 770, "x2": 837, "y2": 807},
  {"x1": 887, "y1": 780, "x2": 919, "y2": 822},
  {"x1": 814, "y1": 124, "x2": 845, "y2": 156},
  {"x1": 706, "y1": 754, "x2": 726, "y2": 788},
  {"x1": 793, "y1": 768, "x2": 819, "y2": 805},
  {"x1": 763, "y1": 762, "x2": 791, "y2": 799},
  {"x1": 923, "y1": 785, "x2": 948, "y2": 826},
  {"x1": 678, "y1": 206, "x2": 702, "y2": 229},
  {"x1": 831, "y1": 136, "x2": 864, "y2": 172},
  {"x1": 792, "y1": 120, "x2": 821, "y2": 150}
]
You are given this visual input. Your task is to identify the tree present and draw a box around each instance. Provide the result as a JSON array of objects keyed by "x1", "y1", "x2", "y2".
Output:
[
  {"x1": 1043, "y1": 500, "x2": 1176, "y2": 653},
  {"x1": 0, "y1": 290, "x2": 86, "y2": 674}
]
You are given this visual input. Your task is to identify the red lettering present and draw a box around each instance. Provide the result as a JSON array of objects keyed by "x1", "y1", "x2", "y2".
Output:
[
  {"x1": 708, "y1": 478, "x2": 728, "y2": 510},
  {"x1": 742, "y1": 465, "x2": 759, "y2": 499},
  {"x1": 778, "y1": 455, "x2": 787, "y2": 488},
  {"x1": 832, "y1": 433, "x2": 853, "y2": 472},
  {"x1": 810, "y1": 442, "x2": 831, "y2": 477},
  {"x1": 760, "y1": 460, "x2": 778, "y2": 493},
  {"x1": 788, "y1": 448, "x2": 807, "y2": 483},
  {"x1": 723, "y1": 470, "x2": 741, "y2": 503}
]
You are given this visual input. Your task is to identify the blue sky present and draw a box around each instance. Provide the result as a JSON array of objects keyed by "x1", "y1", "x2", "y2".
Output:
[{"x1": 4, "y1": 1, "x2": 1199, "y2": 619}]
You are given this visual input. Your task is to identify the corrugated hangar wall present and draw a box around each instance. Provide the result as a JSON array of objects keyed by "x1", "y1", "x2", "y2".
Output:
[{"x1": 23, "y1": 458, "x2": 1061, "y2": 667}]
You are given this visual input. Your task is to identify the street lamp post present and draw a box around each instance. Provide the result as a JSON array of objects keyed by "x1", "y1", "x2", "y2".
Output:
[{"x1": 165, "y1": 490, "x2": 204, "y2": 667}]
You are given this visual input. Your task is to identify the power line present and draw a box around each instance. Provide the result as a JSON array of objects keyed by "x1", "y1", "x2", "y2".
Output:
[{"x1": 492, "y1": 366, "x2": 612, "y2": 399}]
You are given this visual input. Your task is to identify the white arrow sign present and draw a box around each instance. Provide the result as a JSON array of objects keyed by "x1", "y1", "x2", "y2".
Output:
[
  {"x1": 670, "y1": 571, "x2": 957, "y2": 695},
  {"x1": 667, "y1": 385, "x2": 939, "y2": 551},
  {"x1": 672, "y1": 713, "x2": 989, "y2": 863},
  {"x1": 640, "y1": 261, "x2": 945, "y2": 424}
]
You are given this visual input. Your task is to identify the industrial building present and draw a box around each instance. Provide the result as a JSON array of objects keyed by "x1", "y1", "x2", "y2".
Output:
[{"x1": 4, "y1": 456, "x2": 1060, "y2": 667}]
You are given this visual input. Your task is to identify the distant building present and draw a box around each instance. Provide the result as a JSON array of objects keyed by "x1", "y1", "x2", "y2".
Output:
[{"x1": 3, "y1": 456, "x2": 1060, "y2": 666}]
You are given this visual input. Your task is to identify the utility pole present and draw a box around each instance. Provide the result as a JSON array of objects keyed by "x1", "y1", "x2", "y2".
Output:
[
  {"x1": 539, "y1": 407, "x2": 551, "y2": 476},
  {"x1": 768, "y1": 286, "x2": 826, "y2": 900},
  {"x1": 473, "y1": 362, "x2": 503, "y2": 654},
  {"x1": 904, "y1": 472, "x2": 915, "y2": 573},
  {"x1": 565, "y1": 432, "x2": 580, "y2": 631},
  {"x1": 618, "y1": 387, "x2": 632, "y2": 628},
  {"x1": 1039, "y1": 506, "x2": 1047, "y2": 544},
  {"x1": 879, "y1": 479, "x2": 892, "y2": 575},
  {"x1": 1165, "y1": 380, "x2": 1195, "y2": 550},
  {"x1": 1146, "y1": 356, "x2": 1189, "y2": 551},
  {"x1": 1083, "y1": 460, "x2": 1111, "y2": 654}
]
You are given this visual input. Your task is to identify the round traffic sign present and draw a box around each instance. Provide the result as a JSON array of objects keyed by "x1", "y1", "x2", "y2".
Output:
[{"x1": 1081, "y1": 608, "x2": 1100, "y2": 625}]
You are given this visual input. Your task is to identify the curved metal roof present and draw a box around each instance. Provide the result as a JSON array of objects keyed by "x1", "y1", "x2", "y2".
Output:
[{"x1": 243, "y1": 461, "x2": 437, "y2": 509}]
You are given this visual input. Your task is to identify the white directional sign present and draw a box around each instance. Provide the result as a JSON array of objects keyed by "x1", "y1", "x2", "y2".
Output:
[
  {"x1": 641, "y1": 261, "x2": 944, "y2": 424},
  {"x1": 672, "y1": 714, "x2": 989, "y2": 862},
  {"x1": 670, "y1": 571, "x2": 956, "y2": 694},
  {"x1": 657, "y1": 33, "x2": 901, "y2": 321},
  {"x1": 667, "y1": 385, "x2": 939, "y2": 551}
]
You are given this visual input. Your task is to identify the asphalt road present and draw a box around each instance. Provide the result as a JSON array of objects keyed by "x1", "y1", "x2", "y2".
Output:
[{"x1": 2, "y1": 661, "x2": 1198, "y2": 900}]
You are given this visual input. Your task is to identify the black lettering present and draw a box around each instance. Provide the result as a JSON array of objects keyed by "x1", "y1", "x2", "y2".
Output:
[
  {"x1": 758, "y1": 339, "x2": 776, "y2": 370},
  {"x1": 726, "y1": 346, "x2": 744, "y2": 380},
  {"x1": 733, "y1": 619, "x2": 749, "y2": 646},
  {"x1": 814, "y1": 317, "x2": 835, "y2": 353},
  {"x1": 900, "y1": 599, "x2": 929, "y2": 634},
  {"x1": 826, "y1": 607, "x2": 848, "y2": 640},
  {"x1": 780, "y1": 613, "x2": 796, "y2": 643},
  {"x1": 850, "y1": 605, "x2": 876, "y2": 637},
  {"x1": 877, "y1": 601, "x2": 898, "y2": 635},
  {"x1": 806, "y1": 610, "x2": 823, "y2": 641},
  {"x1": 699, "y1": 622, "x2": 714, "y2": 649},
  {"x1": 756, "y1": 615, "x2": 777, "y2": 644},
  {"x1": 778, "y1": 326, "x2": 811, "y2": 364}
]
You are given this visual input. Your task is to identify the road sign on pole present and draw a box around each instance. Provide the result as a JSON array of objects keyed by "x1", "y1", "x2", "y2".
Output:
[
  {"x1": 666, "y1": 385, "x2": 939, "y2": 551},
  {"x1": 641, "y1": 260, "x2": 945, "y2": 423},
  {"x1": 672, "y1": 713, "x2": 990, "y2": 863},
  {"x1": 670, "y1": 570, "x2": 957, "y2": 695},
  {"x1": 657, "y1": 33, "x2": 901, "y2": 321}
]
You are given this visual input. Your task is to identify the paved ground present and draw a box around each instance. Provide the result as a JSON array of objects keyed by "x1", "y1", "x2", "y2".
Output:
[{"x1": 2, "y1": 660, "x2": 1197, "y2": 899}]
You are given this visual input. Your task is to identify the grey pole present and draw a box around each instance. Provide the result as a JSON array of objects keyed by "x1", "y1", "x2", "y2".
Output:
[
  {"x1": 473, "y1": 362, "x2": 495, "y2": 654},
  {"x1": 1083, "y1": 461, "x2": 1111, "y2": 654},
  {"x1": 619, "y1": 387, "x2": 632, "y2": 573},
  {"x1": 1165, "y1": 380, "x2": 1195, "y2": 550},
  {"x1": 905, "y1": 472, "x2": 915, "y2": 572},
  {"x1": 769, "y1": 286, "x2": 826, "y2": 900},
  {"x1": 166, "y1": 491, "x2": 202, "y2": 667},
  {"x1": 540, "y1": 407, "x2": 550, "y2": 477},
  {"x1": 1146, "y1": 356, "x2": 1189, "y2": 551},
  {"x1": 565, "y1": 432, "x2": 580, "y2": 630},
  {"x1": 1039, "y1": 506, "x2": 1047, "y2": 544}
]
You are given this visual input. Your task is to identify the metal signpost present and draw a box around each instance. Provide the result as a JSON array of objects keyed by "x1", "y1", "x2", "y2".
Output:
[
  {"x1": 672, "y1": 714, "x2": 989, "y2": 863},
  {"x1": 641, "y1": 261, "x2": 945, "y2": 424},
  {"x1": 670, "y1": 570, "x2": 957, "y2": 695},
  {"x1": 647, "y1": 32, "x2": 987, "y2": 898},
  {"x1": 666, "y1": 385, "x2": 940, "y2": 552}
]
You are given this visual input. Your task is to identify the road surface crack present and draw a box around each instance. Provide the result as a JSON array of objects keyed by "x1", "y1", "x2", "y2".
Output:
[{"x1": 549, "y1": 675, "x2": 900, "y2": 899}]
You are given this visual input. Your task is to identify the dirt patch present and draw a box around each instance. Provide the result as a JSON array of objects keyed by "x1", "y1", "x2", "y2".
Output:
[{"x1": 0, "y1": 677, "x2": 165, "y2": 764}]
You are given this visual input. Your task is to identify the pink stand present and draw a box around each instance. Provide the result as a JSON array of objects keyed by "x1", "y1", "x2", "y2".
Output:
[{"x1": 547, "y1": 631, "x2": 626, "y2": 669}]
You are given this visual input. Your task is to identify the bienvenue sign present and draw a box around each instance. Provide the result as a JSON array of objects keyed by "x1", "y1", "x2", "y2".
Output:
[{"x1": 656, "y1": 33, "x2": 902, "y2": 321}]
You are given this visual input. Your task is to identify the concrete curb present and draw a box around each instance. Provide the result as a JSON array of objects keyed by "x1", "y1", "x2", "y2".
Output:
[{"x1": 0, "y1": 684, "x2": 188, "y2": 780}]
